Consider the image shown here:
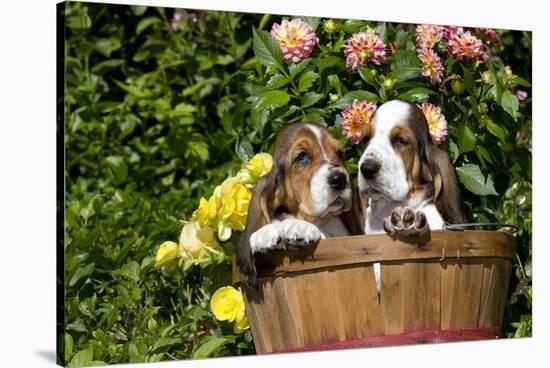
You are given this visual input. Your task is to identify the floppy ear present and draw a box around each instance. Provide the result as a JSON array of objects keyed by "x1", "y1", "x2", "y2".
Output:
[
  {"x1": 339, "y1": 186, "x2": 364, "y2": 235},
  {"x1": 422, "y1": 144, "x2": 466, "y2": 224},
  {"x1": 236, "y1": 161, "x2": 285, "y2": 289}
]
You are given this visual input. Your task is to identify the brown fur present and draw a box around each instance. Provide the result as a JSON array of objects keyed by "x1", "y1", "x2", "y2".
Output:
[{"x1": 237, "y1": 123, "x2": 363, "y2": 288}]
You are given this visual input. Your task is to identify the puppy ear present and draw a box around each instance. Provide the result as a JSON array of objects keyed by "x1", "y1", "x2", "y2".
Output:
[
  {"x1": 423, "y1": 144, "x2": 466, "y2": 224},
  {"x1": 236, "y1": 161, "x2": 285, "y2": 288},
  {"x1": 340, "y1": 186, "x2": 364, "y2": 235}
]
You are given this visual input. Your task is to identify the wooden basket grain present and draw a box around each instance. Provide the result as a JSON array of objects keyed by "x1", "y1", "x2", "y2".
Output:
[{"x1": 232, "y1": 230, "x2": 515, "y2": 354}]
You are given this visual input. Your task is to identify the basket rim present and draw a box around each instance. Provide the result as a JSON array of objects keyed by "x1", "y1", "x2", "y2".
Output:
[{"x1": 233, "y1": 229, "x2": 516, "y2": 283}]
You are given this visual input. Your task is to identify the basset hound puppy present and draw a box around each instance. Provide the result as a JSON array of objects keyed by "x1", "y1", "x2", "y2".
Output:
[
  {"x1": 237, "y1": 122, "x2": 363, "y2": 288},
  {"x1": 357, "y1": 100, "x2": 465, "y2": 289},
  {"x1": 358, "y1": 99, "x2": 465, "y2": 237}
]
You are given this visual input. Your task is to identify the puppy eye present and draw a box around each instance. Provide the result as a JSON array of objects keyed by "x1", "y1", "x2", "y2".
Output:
[
  {"x1": 294, "y1": 151, "x2": 310, "y2": 164},
  {"x1": 391, "y1": 137, "x2": 408, "y2": 147},
  {"x1": 336, "y1": 150, "x2": 344, "y2": 160}
]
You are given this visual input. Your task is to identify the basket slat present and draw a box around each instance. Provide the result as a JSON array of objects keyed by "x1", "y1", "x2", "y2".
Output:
[{"x1": 234, "y1": 230, "x2": 516, "y2": 353}]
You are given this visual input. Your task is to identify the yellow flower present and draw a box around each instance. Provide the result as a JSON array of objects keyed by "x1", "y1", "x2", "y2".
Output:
[
  {"x1": 179, "y1": 221, "x2": 219, "y2": 259},
  {"x1": 244, "y1": 153, "x2": 273, "y2": 179},
  {"x1": 192, "y1": 196, "x2": 219, "y2": 227},
  {"x1": 154, "y1": 241, "x2": 179, "y2": 269},
  {"x1": 210, "y1": 286, "x2": 246, "y2": 323},
  {"x1": 218, "y1": 177, "x2": 252, "y2": 236},
  {"x1": 233, "y1": 314, "x2": 250, "y2": 334}
]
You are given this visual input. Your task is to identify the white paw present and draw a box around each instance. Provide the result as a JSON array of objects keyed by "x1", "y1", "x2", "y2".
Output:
[
  {"x1": 250, "y1": 223, "x2": 283, "y2": 254},
  {"x1": 279, "y1": 219, "x2": 326, "y2": 247}
]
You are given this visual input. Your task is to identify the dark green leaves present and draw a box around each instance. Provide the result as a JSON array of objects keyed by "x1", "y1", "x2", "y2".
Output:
[
  {"x1": 298, "y1": 71, "x2": 319, "y2": 92},
  {"x1": 258, "y1": 90, "x2": 291, "y2": 109},
  {"x1": 500, "y1": 90, "x2": 520, "y2": 120},
  {"x1": 328, "y1": 90, "x2": 378, "y2": 109},
  {"x1": 399, "y1": 87, "x2": 436, "y2": 102},
  {"x1": 252, "y1": 27, "x2": 284, "y2": 70},
  {"x1": 390, "y1": 66, "x2": 421, "y2": 84},
  {"x1": 457, "y1": 124, "x2": 477, "y2": 153},
  {"x1": 456, "y1": 164, "x2": 498, "y2": 196}
]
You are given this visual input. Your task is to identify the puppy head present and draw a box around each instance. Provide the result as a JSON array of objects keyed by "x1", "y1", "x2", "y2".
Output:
[
  {"x1": 268, "y1": 122, "x2": 353, "y2": 222},
  {"x1": 357, "y1": 100, "x2": 464, "y2": 222}
]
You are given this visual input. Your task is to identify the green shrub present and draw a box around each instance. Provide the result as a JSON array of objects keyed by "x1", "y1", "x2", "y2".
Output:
[{"x1": 61, "y1": 2, "x2": 531, "y2": 365}]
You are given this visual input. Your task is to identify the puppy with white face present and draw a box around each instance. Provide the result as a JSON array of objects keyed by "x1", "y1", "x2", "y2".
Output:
[
  {"x1": 237, "y1": 122, "x2": 363, "y2": 288},
  {"x1": 358, "y1": 100, "x2": 465, "y2": 238}
]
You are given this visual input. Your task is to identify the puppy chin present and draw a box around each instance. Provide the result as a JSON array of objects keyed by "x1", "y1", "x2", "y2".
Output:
[{"x1": 361, "y1": 183, "x2": 407, "y2": 202}]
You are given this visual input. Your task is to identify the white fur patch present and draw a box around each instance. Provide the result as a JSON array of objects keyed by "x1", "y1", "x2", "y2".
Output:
[
  {"x1": 279, "y1": 218, "x2": 326, "y2": 243},
  {"x1": 310, "y1": 163, "x2": 332, "y2": 214},
  {"x1": 358, "y1": 100, "x2": 410, "y2": 202},
  {"x1": 250, "y1": 221, "x2": 283, "y2": 253}
]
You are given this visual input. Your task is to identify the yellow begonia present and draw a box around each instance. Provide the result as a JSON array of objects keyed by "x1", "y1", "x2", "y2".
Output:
[
  {"x1": 210, "y1": 286, "x2": 249, "y2": 333},
  {"x1": 179, "y1": 221, "x2": 219, "y2": 259},
  {"x1": 245, "y1": 153, "x2": 273, "y2": 179},
  {"x1": 217, "y1": 177, "x2": 252, "y2": 240},
  {"x1": 233, "y1": 314, "x2": 249, "y2": 334},
  {"x1": 154, "y1": 241, "x2": 179, "y2": 269},
  {"x1": 192, "y1": 196, "x2": 219, "y2": 227}
]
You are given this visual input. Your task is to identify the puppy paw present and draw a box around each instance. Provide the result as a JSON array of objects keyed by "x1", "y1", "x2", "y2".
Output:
[
  {"x1": 279, "y1": 219, "x2": 326, "y2": 248},
  {"x1": 250, "y1": 223, "x2": 283, "y2": 254},
  {"x1": 383, "y1": 207, "x2": 429, "y2": 238}
]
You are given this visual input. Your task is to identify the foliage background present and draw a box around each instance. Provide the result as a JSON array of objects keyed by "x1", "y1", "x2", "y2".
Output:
[{"x1": 61, "y1": 1, "x2": 532, "y2": 366}]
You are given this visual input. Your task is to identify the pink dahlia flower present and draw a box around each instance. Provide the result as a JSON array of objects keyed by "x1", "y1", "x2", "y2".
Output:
[
  {"x1": 475, "y1": 27, "x2": 500, "y2": 44},
  {"x1": 440, "y1": 26, "x2": 464, "y2": 40},
  {"x1": 271, "y1": 18, "x2": 319, "y2": 64},
  {"x1": 341, "y1": 99, "x2": 377, "y2": 144},
  {"x1": 515, "y1": 90, "x2": 528, "y2": 101},
  {"x1": 446, "y1": 31, "x2": 488, "y2": 62},
  {"x1": 343, "y1": 31, "x2": 387, "y2": 69},
  {"x1": 417, "y1": 102, "x2": 448, "y2": 145},
  {"x1": 417, "y1": 48, "x2": 444, "y2": 84},
  {"x1": 415, "y1": 24, "x2": 443, "y2": 49}
]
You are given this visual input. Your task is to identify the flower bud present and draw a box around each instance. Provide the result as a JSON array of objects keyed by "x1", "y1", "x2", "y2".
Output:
[
  {"x1": 452, "y1": 79, "x2": 464, "y2": 95},
  {"x1": 323, "y1": 19, "x2": 336, "y2": 34},
  {"x1": 383, "y1": 78, "x2": 394, "y2": 90},
  {"x1": 329, "y1": 93, "x2": 340, "y2": 102}
]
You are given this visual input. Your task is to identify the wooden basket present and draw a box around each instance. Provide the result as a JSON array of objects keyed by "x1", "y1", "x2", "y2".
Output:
[{"x1": 232, "y1": 230, "x2": 515, "y2": 354}]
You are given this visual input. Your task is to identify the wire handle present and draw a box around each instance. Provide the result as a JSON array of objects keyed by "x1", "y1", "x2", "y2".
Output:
[{"x1": 443, "y1": 222, "x2": 518, "y2": 233}]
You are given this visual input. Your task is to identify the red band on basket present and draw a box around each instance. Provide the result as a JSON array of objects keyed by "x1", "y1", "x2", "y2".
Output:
[{"x1": 268, "y1": 327, "x2": 502, "y2": 354}]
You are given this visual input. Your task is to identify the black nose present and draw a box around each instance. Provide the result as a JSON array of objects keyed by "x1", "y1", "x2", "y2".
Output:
[
  {"x1": 328, "y1": 171, "x2": 347, "y2": 191},
  {"x1": 360, "y1": 159, "x2": 381, "y2": 179}
]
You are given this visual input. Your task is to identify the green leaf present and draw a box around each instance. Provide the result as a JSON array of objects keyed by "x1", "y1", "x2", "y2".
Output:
[
  {"x1": 358, "y1": 68, "x2": 377, "y2": 86},
  {"x1": 252, "y1": 27, "x2": 284, "y2": 70},
  {"x1": 390, "y1": 66, "x2": 421, "y2": 84},
  {"x1": 457, "y1": 124, "x2": 477, "y2": 153},
  {"x1": 461, "y1": 64, "x2": 475, "y2": 96},
  {"x1": 69, "y1": 263, "x2": 95, "y2": 287},
  {"x1": 485, "y1": 119, "x2": 507, "y2": 143},
  {"x1": 501, "y1": 90, "x2": 519, "y2": 120},
  {"x1": 302, "y1": 92, "x2": 324, "y2": 108},
  {"x1": 456, "y1": 164, "x2": 498, "y2": 196},
  {"x1": 391, "y1": 50, "x2": 421, "y2": 68},
  {"x1": 511, "y1": 76, "x2": 531, "y2": 87},
  {"x1": 266, "y1": 73, "x2": 289, "y2": 89},
  {"x1": 300, "y1": 16, "x2": 321, "y2": 30},
  {"x1": 64, "y1": 333, "x2": 74, "y2": 360},
  {"x1": 152, "y1": 337, "x2": 182, "y2": 353},
  {"x1": 136, "y1": 17, "x2": 161, "y2": 35},
  {"x1": 258, "y1": 90, "x2": 291, "y2": 109},
  {"x1": 105, "y1": 156, "x2": 128, "y2": 183},
  {"x1": 192, "y1": 337, "x2": 232, "y2": 359},
  {"x1": 188, "y1": 141, "x2": 210, "y2": 162},
  {"x1": 68, "y1": 347, "x2": 93, "y2": 367},
  {"x1": 298, "y1": 71, "x2": 319, "y2": 92},
  {"x1": 171, "y1": 103, "x2": 197, "y2": 116},
  {"x1": 398, "y1": 87, "x2": 436, "y2": 102},
  {"x1": 328, "y1": 90, "x2": 378, "y2": 109},
  {"x1": 94, "y1": 38, "x2": 121, "y2": 57},
  {"x1": 91, "y1": 59, "x2": 124, "y2": 74},
  {"x1": 130, "y1": 5, "x2": 147, "y2": 16},
  {"x1": 289, "y1": 59, "x2": 311, "y2": 79},
  {"x1": 236, "y1": 139, "x2": 254, "y2": 162}
]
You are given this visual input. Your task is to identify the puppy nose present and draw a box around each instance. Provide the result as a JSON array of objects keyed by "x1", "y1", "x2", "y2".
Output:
[
  {"x1": 328, "y1": 171, "x2": 347, "y2": 191},
  {"x1": 360, "y1": 159, "x2": 381, "y2": 179}
]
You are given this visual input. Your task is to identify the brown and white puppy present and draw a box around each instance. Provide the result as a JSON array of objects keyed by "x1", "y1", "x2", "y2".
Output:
[
  {"x1": 238, "y1": 122, "x2": 363, "y2": 288},
  {"x1": 358, "y1": 99, "x2": 465, "y2": 238}
]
